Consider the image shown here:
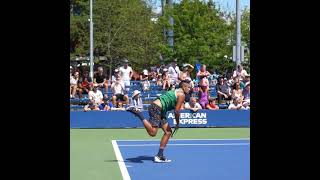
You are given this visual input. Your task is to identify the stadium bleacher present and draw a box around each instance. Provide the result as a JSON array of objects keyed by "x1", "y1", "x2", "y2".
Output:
[{"x1": 70, "y1": 81, "x2": 225, "y2": 111}]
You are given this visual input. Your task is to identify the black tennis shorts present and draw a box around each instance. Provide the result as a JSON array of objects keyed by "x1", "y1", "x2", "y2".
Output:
[{"x1": 148, "y1": 103, "x2": 167, "y2": 127}]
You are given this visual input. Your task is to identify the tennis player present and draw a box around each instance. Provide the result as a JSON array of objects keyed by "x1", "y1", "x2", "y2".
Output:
[{"x1": 127, "y1": 81, "x2": 190, "y2": 162}]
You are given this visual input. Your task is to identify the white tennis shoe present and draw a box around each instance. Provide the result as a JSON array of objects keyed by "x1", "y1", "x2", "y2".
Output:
[{"x1": 154, "y1": 155, "x2": 172, "y2": 163}]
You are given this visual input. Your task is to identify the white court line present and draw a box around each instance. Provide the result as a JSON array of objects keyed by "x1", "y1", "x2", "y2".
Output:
[
  {"x1": 111, "y1": 140, "x2": 131, "y2": 180},
  {"x1": 116, "y1": 138, "x2": 250, "y2": 141},
  {"x1": 118, "y1": 143, "x2": 250, "y2": 147}
]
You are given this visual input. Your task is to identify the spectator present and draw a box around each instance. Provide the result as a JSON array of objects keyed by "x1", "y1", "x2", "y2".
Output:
[
  {"x1": 149, "y1": 69, "x2": 157, "y2": 82},
  {"x1": 243, "y1": 74, "x2": 250, "y2": 85},
  {"x1": 162, "y1": 68, "x2": 171, "y2": 90},
  {"x1": 208, "y1": 69, "x2": 218, "y2": 87},
  {"x1": 198, "y1": 84, "x2": 210, "y2": 109},
  {"x1": 167, "y1": 58, "x2": 180, "y2": 86},
  {"x1": 184, "y1": 97, "x2": 202, "y2": 112},
  {"x1": 77, "y1": 76, "x2": 92, "y2": 99},
  {"x1": 140, "y1": 69, "x2": 150, "y2": 91},
  {"x1": 179, "y1": 63, "x2": 194, "y2": 87},
  {"x1": 197, "y1": 64, "x2": 211, "y2": 87},
  {"x1": 232, "y1": 82, "x2": 244, "y2": 103},
  {"x1": 232, "y1": 77, "x2": 245, "y2": 90},
  {"x1": 111, "y1": 69, "x2": 121, "y2": 82},
  {"x1": 70, "y1": 71, "x2": 80, "y2": 98},
  {"x1": 233, "y1": 64, "x2": 248, "y2": 81},
  {"x1": 111, "y1": 76, "x2": 129, "y2": 106},
  {"x1": 228, "y1": 97, "x2": 248, "y2": 110},
  {"x1": 98, "y1": 97, "x2": 114, "y2": 111},
  {"x1": 84, "y1": 85, "x2": 104, "y2": 111},
  {"x1": 93, "y1": 66, "x2": 109, "y2": 96},
  {"x1": 126, "y1": 90, "x2": 144, "y2": 114},
  {"x1": 119, "y1": 58, "x2": 133, "y2": 93},
  {"x1": 156, "y1": 73, "x2": 163, "y2": 87},
  {"x1": 216, "y1": 76, "x2": 232, "y2": 104},
  {"x1": 111, "y1": 102, "x2": 126, "y2": 111},
  {"x1": 206, "y1": 98, "x2": 219, "y2": 110},
  {"x1": 242, "y1": 82, "x2": 250, "y2": 108}
]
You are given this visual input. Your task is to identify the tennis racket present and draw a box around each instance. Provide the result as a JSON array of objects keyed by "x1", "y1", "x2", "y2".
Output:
[{"x1": 171, "y1": 125, "x2": 179, "y2": 137}]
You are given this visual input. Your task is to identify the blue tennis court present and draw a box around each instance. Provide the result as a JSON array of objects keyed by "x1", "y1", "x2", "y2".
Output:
[{"x1": 112, "y1": 139, "x2": 250, "y2": 180}]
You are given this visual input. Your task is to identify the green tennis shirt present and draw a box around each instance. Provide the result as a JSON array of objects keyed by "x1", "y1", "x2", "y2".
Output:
[{"x1": 159, "y1": 90, "x2": 177, "y2": 116}]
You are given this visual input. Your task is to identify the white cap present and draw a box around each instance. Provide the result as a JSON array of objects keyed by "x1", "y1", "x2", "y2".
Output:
[
  {"x1": 143, "y1": 69, "x2": 148, "y2": 75},
  {"x1": 132, "y1": 90, "x2": 141, "y2": 97}
]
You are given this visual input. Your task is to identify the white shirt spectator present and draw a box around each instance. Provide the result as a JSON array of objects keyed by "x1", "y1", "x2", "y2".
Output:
[
  {"x1": 228, "y1": 103, "x2": 245, "y2": 110},
  {"x1": 128, "y1": 97, "x2": 143, "y2": 110},
  {"x1": 70, "y1": 76, "x2": 78, "y2": 85},
  {"x1": 88, "y1": 89, "x2": 103, "y2": 105},
  {"x1": 168, "y1": 65, "x2": 180, "y2": 83},
  {"x1": 119, "y1": 66, "x2": 133, "y2": 81},
  {"x1": 184, "y1": 102, "x2": 202, "y2": 109},
  {"x1": 111, "y1": 80, "x2": 125, "y2": 95},
  {"x1": 233, "y1": 65, "x2": 248, "y2": 81}
]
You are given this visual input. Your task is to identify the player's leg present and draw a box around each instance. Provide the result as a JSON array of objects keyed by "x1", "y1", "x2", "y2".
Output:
[
  {"x1": 142, "y1": 120, "x2": 158, "y2": 137},
  {"x1": 154, "y1": 122, "x2": 172, "y2": 163},
  {"x1": 159, "y1": 122, "x2": 172, "y2": 150},
  {"x1": 126, "y1": 104, "x2": 158, "y2": 136}
]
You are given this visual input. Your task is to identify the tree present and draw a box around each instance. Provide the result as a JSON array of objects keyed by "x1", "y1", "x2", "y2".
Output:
[
  {"x1": 70, "y1": 0, "x2": 162, "y2": 72},
  {"x1": 157, "y1": 0, "x2": 234, "y2": 74}
]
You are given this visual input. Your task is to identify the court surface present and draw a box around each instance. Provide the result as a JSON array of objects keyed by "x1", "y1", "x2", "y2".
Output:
[
  {"x1": 70, "y1": 128, "x2": 250, "y2": 180},
  {"x1": 113, "y1": 139, "x2": 250, "y2": 180}
]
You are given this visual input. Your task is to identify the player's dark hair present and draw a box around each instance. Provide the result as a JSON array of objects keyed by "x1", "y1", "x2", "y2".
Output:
[{"x1": 179, "y1": 81, "x2": 189, "y2": 88}]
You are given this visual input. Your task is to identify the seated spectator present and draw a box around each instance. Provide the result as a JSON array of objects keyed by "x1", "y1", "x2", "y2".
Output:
[
  {"x1": 111, "y1": 76, "x2": 129, "y2": 106},
  {"x1": 111, "y1": 102, "x2": 126, "y2": 111},
  {"x1": 232, "y1": 82, "x2": 244, "y2": 103},
  {"x1": 242, "y1": 82, "x2": 250, "y2": 108},
  {"x1": 228, "y1": 97, "x2": 248, "y2": 110},
  {"x1": 77, "y1": 76, "x2": 92, "y2": 99},
  {"x1": 70, "y1": 71, "x2": 80, "y2": 99},
  {"x1": 216, "y1": 76, "x2": 232, "y2": 104},
  {"x1": 162, "y1": 69, "x2": 171, "y2": 90},
  {"x1": 128, "y1": 90, "x2": 143, "y2": 110},
  {"x1": 140, "y1": 69, "x2": 150, "y2": 91},
  {"x1": 156, "y1": 74, "x2": 163, "y2": 87},
  {"x1": 231, "y1": 77, "x2": 245, "y2": 90},
  {"x1": 126, "y1": 90, "x2": 144, "y2": 117},
  {"x1": 149, "y1": 70, "x2": 157, "y2": 82},
  {"x1": 233, "y1": 64, "x2": 248, "y2": 81},
  {"x1": 84, "y1": 85, "x2": 104, "y2": 111},
  {"x1": 243, "y1": 74, "x2": 250, "y2": 85},
  {"x1": 206, "y1": 98, "x2": 219, "y2": 110},
  {"x1": 184, "y1": 97, "x2": 202, "y2": 112},
  {"x1": 198, "y1": 85, "x2": 209, "y2": 109},
  {"x1": 93, "y1": 66, "x2": 109, "y2": 96},
  {"x1": 197, "y1": 64, "x2": 211, "y2": 87}
]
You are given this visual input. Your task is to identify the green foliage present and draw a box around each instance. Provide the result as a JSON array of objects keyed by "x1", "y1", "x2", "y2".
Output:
[{"x1": 70, "y1": 0, "x2": 250, "y2": 73}]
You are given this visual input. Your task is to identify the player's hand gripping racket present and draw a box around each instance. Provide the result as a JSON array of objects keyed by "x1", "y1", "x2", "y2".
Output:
[{"x1": 171, "y1": 124, "x2": 179, "y2": 137}]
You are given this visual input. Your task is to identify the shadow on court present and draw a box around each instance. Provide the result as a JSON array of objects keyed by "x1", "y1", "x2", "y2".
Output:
[
  {"x1": 104, "y1": 160, "x2": 119, "y2": 163},
  {"x1": 104, "y1": 155, "x2": 154, "y2": 163},
  {"x1": 125, "y1": 155, "x2": 154, "y2": 163}
]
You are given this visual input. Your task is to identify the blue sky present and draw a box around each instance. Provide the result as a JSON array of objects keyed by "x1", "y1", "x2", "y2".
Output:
[
  {"x1": 214, "y1": 0, "x2": 250, "y2": 11},
  {"x1": 152, "y1": 0, "x2": 250, "y2": 13}
]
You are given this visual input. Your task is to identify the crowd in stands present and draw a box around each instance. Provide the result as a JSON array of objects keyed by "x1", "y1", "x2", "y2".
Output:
[{"x1": 70, "y1": 58, "x2": 250, "y2": 111}]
